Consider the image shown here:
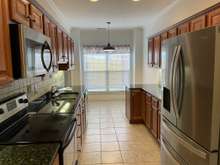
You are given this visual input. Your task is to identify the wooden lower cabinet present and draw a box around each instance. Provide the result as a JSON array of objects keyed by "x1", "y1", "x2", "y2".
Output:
[
  {"x1": 125, "y1": 88, "x2": 161, "y2": 144},
  {"x1": 151, "y1": 107, "x2": 158, "y2": 138},
  {"x1": 130, "y1": 89, "x2": 143, "y2": 123},
  {"x1": 157, "y1": 110, "x2": 161, "y2": 142}
]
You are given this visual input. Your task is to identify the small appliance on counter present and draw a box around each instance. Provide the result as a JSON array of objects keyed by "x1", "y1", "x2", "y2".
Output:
[
  {"x1": 161, "y1": 25, "x2": 220, "y2": 165},
  {"x1": 0, "y1": 93, "x2": 78, "y2": 165}
]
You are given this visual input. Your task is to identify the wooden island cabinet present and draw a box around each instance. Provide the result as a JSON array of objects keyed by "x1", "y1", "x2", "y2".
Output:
[{"x1": 125, "y1": 86, "x2": 161, "y2": 144}]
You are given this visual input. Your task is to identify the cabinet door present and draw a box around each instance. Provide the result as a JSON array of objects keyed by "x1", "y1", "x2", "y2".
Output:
[
  {"x1": 71, "y1": 40, "x2": 75, "y2": 66},
  {"x1": 29, "y1": 4, "x2": 43, "y2": 33},
  {"x1": 148, "y1": 38, "x2": 154, "y2": 66},
  {"x1": 50, "y1": 23, "x2": 58, "y2": 69},
  {"x1": 208, "y1": 7, "x2": 220, "y2": 27},
  {"x1": 145, "y1": 93, "x2": 152, "y2": 129},
  {"x1": 141, "y1": 91, "x2": 146, "y2": 123},
  {"x1": 62, "y1": 33, "x2": 68, "y2": 61},
  {"x1": 9, "y1": 0, "x2": 30, "y2": 26},
  {"x1": 0, "y1": 0, "x2": 13, "y2": 85},
  {"x1": 43, "y1": 15, "x2": 50, "y2": 37},
  {"x1": 167, "y1": 28, "x2": 177, "y2": 38},
  {"x1": 125, "y1": 87, "x2": 131, "y2": 121},
  {"x1": 190, "y1": 15, "x2": 206, "y2": 32},
  {"x1": 151, "y1": 107, "x2": 158, "y2": 138},
  {"x1": 178, "y1": 22, "x2": 190, "y2": 34},
  {"x1": 161, "y1": 32, "x2": 168, "y2": 44},
  {"x1": 67, "y1": 37, "x2": 72, "y2": 68},
  {"x1": 153, "y1": 36, "x2": 161, "y2": 67},
  {"x1": 57, "y1": 28, "x2": 63, "y2": 61},
  {"x1": 157, "y1": 110, "x2": 161, "y2": 141},
  {"x1": 131, "y1": 90, "x2": 142, "y2": 123}
]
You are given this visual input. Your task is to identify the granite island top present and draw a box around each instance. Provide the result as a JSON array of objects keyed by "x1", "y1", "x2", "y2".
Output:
[
  {"x1": 0, "y1": 143, "x2": 60, "y2": 165},
  {"x1": 127, "y1": 84, "x2": 162, "y2": 100}
]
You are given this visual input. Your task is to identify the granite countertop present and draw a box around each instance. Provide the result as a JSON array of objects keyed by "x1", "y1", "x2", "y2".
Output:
[
  {"x1": 0, "y1": 143, "x2": 60, "y2": 165},
  {"x1": 127, "y1": 84, "x2": 162, "y2": 99}
]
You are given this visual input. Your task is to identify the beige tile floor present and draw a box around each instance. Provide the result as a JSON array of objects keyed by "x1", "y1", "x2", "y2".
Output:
[{"x1": 79, "y1": 100, "x2": 161, "y2": 165}]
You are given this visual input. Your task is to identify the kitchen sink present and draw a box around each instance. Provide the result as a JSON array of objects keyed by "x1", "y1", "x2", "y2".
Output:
[{"x1": 54, "y1": 92, "x2": 79, "y2": 101}]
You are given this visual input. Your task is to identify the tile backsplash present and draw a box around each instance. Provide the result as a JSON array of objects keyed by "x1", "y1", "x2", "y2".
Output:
[{"x1": 0, "y1": 71, "x2": 65, "y2": 101}]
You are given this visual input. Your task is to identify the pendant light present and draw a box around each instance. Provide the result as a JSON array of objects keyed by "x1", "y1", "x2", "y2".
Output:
[{"x1": 103, "y1": 22, "x2": 115, "y2": 52}]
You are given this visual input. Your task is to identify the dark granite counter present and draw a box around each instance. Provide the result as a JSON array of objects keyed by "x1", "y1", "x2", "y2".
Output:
[
  {"x1": 127, "y1": 84, "x2": 162, "y2": 99},
  {"x1": 0, "y1": 143, "x2": 60, "y2": 165}
]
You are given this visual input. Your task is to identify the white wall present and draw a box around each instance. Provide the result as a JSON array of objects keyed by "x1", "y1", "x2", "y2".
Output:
[
  {"x1": 78, "y1": 28, "x2": 144, "y2": 85},
  {"x1": 142, "y1": 0, "x2": 220, "y2": 85}
]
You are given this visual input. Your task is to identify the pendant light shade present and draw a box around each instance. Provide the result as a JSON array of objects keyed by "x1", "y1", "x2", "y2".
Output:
[{"x1": 104, "y1": 22, "x2": 115, "y2": 52}]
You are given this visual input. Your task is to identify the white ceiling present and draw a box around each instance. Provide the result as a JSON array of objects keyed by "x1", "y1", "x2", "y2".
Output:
[{"x1": 52, "y1": 0, "x2": 176, "y2": 29}]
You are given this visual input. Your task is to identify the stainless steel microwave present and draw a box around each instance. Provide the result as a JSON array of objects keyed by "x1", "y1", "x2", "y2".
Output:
[{"x1": 10, "y1": 24, "x2": 53, "y2": 78}]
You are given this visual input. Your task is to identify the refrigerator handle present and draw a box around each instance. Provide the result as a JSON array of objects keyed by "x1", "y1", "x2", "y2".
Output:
[
  {"x1": 170, "y1": 46, "x2": 178, "y2": 117},
  {"x1": 172, "y1": 45, "x2": 182, "y2": 118},
  {"x1": 162, "y1": 118, "x2": 208, "y2": 160}
]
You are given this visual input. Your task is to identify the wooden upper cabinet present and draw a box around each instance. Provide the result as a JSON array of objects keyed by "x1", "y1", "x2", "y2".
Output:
[
  {"x1": 0, "y1": 0, "x2": 13, "y2": 85},
  {"x1": 161, "y1": 32, "x2": 168, "y2": 43},
  {"x1": 50, "y1": 23, "x2": 58, "y2": 69},
  {"x1": 29, "y1": 4, "x2": 43, "y2": 33},
  {"x1": 43, "y1": 15, "x2": 50, "y2": 37},
  {"x1": 153, "y1": 36, "x2": 161, "y2": 67},
  {"x1": 168, "y1": 28, "x2": 177, "y2": 38},
  {"x1": 178, "y1": 22, "x2": 190, "y2": 34},
  {"x1": 57, "y1": 28, "x2": 63, "y2": 61},
  {"x1": 190, "y1": 15, "x2": 206, "y2": 32},
  {"x1": 71, "y1": 40, "x2": 75, "y2": 66},
  {"x1": 62, "y1": 33, "x2": 68, "y2": 60},
  {"x1": 148, "y1": 38, "x2": 154, "y2": 66},
  {"x1": 208, "y1": 7, "x2": 220, "y2": 27},
  {"x1": 9, "y1": 0, "x2": 30, "y2": 26}
]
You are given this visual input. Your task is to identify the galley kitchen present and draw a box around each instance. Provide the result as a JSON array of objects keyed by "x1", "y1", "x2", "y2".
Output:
[{"x1": 1, "y1": 0, "x2": 220, "y2": 165}]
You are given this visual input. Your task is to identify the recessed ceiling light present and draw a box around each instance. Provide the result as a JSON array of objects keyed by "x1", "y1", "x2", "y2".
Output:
[
  {"x1": 90, "y1": 0, "x2": 99, "y2": 2},
  {"x1": 132, "y1": 0, "x2": 141, "y2": 2}
]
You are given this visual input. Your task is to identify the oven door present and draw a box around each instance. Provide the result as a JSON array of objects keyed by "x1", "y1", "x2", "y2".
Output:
[{"x1": 63, "y1": 122, "x2": 78, "y2": 165}]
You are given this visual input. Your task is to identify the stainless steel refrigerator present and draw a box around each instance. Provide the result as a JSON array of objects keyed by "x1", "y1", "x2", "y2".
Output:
[{"x1": 161, "y1": 26, "x2": 220, "y2": 165}]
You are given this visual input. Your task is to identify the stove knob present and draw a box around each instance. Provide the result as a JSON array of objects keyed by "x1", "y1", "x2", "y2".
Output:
[
  {"x1": 18, "y1": 98, "x2": 29, "y2": 104},
  {"x1": 0, "y1": 108, "x2": 4, "y2": 115}
]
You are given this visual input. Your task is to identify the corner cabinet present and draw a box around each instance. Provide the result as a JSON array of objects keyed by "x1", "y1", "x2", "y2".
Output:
[{"x1": 0, "y1": 0, "x2": 13, "y2": 85}]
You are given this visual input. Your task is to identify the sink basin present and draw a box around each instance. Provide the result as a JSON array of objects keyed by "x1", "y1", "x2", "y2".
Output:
[{"x1": 54, "y1": 92, "x2": 79, "y2": 101}]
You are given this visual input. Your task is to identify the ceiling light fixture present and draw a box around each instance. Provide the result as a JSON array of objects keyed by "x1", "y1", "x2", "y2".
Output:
[
  {"x1": 103, "y1": 22, "x2": 115, "y2": 52},
  {"x1": 132, "y1": 0, "x2": 141, "y2": 2},
  {"x1": 90, "y1": 0, "x2": 99, "y2": 2}
]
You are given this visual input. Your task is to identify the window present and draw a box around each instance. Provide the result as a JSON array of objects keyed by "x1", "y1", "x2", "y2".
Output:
[{"x1": 83, "y1": 46, "x2": 131, "y2": 92}]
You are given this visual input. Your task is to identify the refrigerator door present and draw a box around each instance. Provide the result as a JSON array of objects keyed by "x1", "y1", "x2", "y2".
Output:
[
  {"x1": 175, "y1": 27, "x2": 220, "y2": 151},
  {"x1": 161, "y1": 37, "x2": 179, "y2": 126},
  {"x1": 161, "y1": 118, "x2": 218, "y2": 165}
]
